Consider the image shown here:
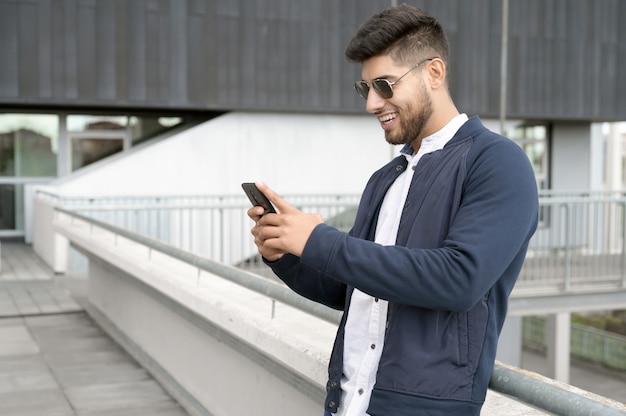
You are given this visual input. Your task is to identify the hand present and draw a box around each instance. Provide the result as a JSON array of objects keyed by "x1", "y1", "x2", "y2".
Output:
[
  {"x1": 248, "y1": 181, "x2": 324, "y2": 260},
  {"x1": 247, "y1": 201, "x2": 285, "y2": 261}
]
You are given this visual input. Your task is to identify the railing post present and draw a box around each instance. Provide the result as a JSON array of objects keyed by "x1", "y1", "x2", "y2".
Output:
[
  {"x1": 219, "y1": 207, "x2": 224, "y2": 263},
  {"x1": 622, "y1": 200, "x2": 626, "y2": 288},
  {"x1": 563, "y1": 203, "x2": 571, "y2": 291}
]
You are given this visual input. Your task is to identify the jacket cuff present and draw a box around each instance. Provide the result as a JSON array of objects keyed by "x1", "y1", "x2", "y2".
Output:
[{"x1": 300, "y1": 223, "x2": 342, "y2": 273}]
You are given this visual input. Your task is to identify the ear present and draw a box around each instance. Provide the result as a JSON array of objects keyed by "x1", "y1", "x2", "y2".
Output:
[{"x1": 426, "y1": 58, "x2": 446, "y2": 90}]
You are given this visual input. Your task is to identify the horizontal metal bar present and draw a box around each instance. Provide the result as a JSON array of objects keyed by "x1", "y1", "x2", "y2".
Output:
[
  {"x1": 490, "y1": 362, "x2": 626, "y2": 416},
  {"x1": 0, "y1": 177, "x2": 55, "y2": 184},
  {"x1": 508, "y1": 290, "x2": 626, "y2": 315},
  {"x1": 38, "y1": 188, "x2": 362, "y2": 201},
  {"x1": 62, "y1": 202, "x2": 358, "y2": 212}
]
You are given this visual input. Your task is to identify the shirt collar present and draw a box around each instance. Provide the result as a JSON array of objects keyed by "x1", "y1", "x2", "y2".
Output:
[{"x1": 400, "y1": 113, "x2": 469, "y2": 158}]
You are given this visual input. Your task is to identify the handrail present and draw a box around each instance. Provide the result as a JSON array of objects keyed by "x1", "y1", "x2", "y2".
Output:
[
  {"x1": 490, "y1": 362, "x2": 626, "y2": 416},
  {"x1": 54, "y1": 205, "x2": 626, "y2": 415},
  {"x1": 54, "y1": 202, "x2": 358, "y2": 211},
  {"x1": 38, "y1": 188, "x2": 363, "y2": 202},
  {"x1": 0, "y1": 177, "x2": 55, "y2": 184}
]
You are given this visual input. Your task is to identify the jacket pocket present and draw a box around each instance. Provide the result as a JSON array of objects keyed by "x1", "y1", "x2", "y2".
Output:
[
  {"x1": 376, "y1": 301, "x2": 488, "y2": 400},
  {"x1": 465, "y1": 292, "x2": 490, "y2": 373}
]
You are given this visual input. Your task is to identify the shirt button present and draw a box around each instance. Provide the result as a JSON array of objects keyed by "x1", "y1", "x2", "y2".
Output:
[
  {"x1": 374, "y1": 298, "x2": 379, "y2": 302},
  {"x1": 371, "y1": 344, "x2": 376, "y2": 349},
  {"x1": 358, "y1": 388, "x2": 364, "y2": 395},
  {"x1": 396, "y1": 164, "x2": 403, "y2": 171},
  {"x1": 329, "y1": 401, "x2": 336, "y2": 408}
]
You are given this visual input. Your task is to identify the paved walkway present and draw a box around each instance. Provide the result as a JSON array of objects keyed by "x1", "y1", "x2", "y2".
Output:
[{"x1": 0, "y1": 241, "x2": 189, "y2": 416}]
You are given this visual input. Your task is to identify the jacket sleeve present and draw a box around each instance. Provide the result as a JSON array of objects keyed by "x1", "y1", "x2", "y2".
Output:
[
  {"x1": 264, "y1": 253, "x2": 347, "y2": 310},
  {"x1": 298, "y1": 138, "x2": 539, "y2": 312}
]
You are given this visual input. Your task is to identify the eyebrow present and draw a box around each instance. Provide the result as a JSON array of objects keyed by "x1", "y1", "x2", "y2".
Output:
[{"x1": 362, "y1": 73, "x2": 401, "y2": 82}]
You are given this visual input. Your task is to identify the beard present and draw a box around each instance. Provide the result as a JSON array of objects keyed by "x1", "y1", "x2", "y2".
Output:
[{"x1": 384, "y1": 82, "x2": 434, "y2": 146}]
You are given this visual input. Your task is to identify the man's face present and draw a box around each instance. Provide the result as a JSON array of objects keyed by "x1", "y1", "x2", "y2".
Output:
[{"x1": 360, "y1": 55, "x2": 433, "y2": 147}]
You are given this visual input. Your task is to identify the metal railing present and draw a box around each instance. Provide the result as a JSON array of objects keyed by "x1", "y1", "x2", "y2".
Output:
[
  {"x1": 52, "y1": 205, "x2": 626, "y2": 416},
  {"x1": 39, "y1": 190, "x2": 360, "y2": 267},
  {"x1": 39, "y1": 189, "x2": 626, "y2": 296},
  {"x1": 518, "y1": 190, "x2": 626, "y2": 294}
]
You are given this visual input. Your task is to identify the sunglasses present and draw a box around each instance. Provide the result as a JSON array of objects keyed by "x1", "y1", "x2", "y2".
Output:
[{"x1": 354, "y1": 57, "x2": 437, "y2": 100}]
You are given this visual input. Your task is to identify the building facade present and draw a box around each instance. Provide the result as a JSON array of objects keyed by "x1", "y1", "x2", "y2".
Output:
[{"x1": 1, "y1": 0, "x2": 625, "y2": 237}]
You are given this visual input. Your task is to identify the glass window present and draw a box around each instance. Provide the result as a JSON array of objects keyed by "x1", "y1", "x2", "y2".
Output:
[
  {"x1": 510, "y1": 124, "x2": 548, "y2": 190},
  {"x1": 67, "y1": 115, "x2": 127, "y2": 132},
  {"x1": 67, "y1": 115, "x2": 128, "y2": 171},
  {"x1": 129, "y1": 116, "x2": 183, "y2": 145},
  {"x1": 0, "y1": 184, "x2": 16, "y2": 230},
  {"x1": 71, "y1": 136, "x2": 124, "y2": 171},
  {"x1": 0, "y1": 114, "x2": 58, "y2": 177},
  {"x1": 65, "y1": 114, "x2": 184, "y2": 171},
  {"x1": 510, "y1": 123, "x2": 549, "y2": 227}
]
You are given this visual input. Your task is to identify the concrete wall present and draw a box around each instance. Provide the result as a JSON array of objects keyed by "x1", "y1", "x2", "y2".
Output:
[
  {"x1": 49, "y1": 112, "x2": 391, "y2": 197},
  {"x1": 31, "y1": 195, "x2": 67, "y2": 273}
]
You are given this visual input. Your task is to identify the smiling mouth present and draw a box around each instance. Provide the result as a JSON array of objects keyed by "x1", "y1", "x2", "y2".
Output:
[{"x1": 378, "y1": 112, "x2": 398, "y2": 125}]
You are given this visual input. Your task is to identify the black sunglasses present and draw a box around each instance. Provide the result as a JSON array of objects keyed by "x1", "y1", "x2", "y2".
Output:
[{"x1": 354, "y1": 57, "x2": 437, "y2": 100}]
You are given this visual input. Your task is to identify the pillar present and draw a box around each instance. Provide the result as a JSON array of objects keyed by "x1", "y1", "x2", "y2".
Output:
[
  {"x1": 545, "y1": 312, "x2": 571, "y2": 383},
  {"x1": 497, "y1": 315, "x2": 523, "y2": 366}
]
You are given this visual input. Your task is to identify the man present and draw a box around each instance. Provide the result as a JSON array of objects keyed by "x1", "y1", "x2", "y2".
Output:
[{"x1": 248, "y1": 4, "x2": 538, "y2": 416}]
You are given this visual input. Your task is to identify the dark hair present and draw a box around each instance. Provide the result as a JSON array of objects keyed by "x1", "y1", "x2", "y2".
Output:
[{"x1": 345, "y1": 4, "x2": 450, "y2": 67}]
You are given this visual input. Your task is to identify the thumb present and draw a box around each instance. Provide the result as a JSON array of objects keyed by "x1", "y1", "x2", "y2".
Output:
[{"x1": 255, "y1": 181, "x2": 294, "y2": 214}]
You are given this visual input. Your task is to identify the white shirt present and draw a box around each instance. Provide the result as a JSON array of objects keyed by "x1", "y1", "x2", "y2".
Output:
[{"x1": 336, "y1": 114, "x2": 469, "y2": 416}]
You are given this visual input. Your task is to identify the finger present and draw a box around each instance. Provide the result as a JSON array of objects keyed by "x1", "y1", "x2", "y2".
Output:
[
  {"x1": 255, "y1": 181, "x2": 294, "y2": 214},
  {"x1": 259, "y1": 249, "x2": 285, "y2": 262},
  {"x1": 247, "y1": 205, "x2": 265, "y2": 221},
  {"x1": 259, "y1": 237, "x2": 287, "y2": 259},
  {"x1": 255, "y1": 223, "x2": 282, "y2": 242},
  {"x1": 253, "y1": 228, "x2": 286, "y2": 261}
]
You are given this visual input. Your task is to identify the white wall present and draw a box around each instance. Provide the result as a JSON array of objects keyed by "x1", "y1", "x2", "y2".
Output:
[
  {"x1": 50, "y1": 112, "x2": 392, "y2": 197},
  {"x1": 551, "y1": 122, "x2": 592, "y2": 191}
]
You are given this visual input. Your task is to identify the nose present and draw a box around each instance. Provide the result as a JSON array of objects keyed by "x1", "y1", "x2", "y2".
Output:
[{"x1": 365, "y1": 89, "x2": 386, "y2": 114}]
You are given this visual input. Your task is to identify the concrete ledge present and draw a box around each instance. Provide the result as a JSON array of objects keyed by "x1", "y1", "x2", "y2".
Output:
[
  {"x1": 57, "y1": 219, "x2": 334, "y2": 415},
  {"x1": 54, "y1": 215, "x2": 559, "y2": 416}
]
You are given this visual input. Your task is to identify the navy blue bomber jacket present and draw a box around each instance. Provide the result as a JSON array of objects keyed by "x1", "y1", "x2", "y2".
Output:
[{"x1": 267, "y1": 116, "x2": 539, "y2": 415}]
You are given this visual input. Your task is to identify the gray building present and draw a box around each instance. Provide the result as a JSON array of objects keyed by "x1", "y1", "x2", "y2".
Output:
[{"x1": 1, "y1": 0, "x2": 624, "y2": 235}]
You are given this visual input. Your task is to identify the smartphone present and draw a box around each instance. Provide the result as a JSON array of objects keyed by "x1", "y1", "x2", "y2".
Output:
[{"x1": 241, "y1": 182, "x2": 277, "y2": 216}]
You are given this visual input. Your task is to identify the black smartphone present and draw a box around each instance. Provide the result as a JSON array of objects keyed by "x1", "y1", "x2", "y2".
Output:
[{"x1": 241, "y1": 182, "x2": 277, "y2": 215}]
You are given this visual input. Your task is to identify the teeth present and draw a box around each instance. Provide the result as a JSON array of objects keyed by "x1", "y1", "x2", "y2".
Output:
[{"x1": 378, "y1": 113, "x2": 397, "y2": 123}]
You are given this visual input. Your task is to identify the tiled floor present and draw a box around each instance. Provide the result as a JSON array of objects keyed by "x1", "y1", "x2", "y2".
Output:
[
  {"x1": 0, "y1": 241, "x2": 189, "y2": 416},
  {"x1": 0, "y1": 280, "x2": 82, "y2": 317}
]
